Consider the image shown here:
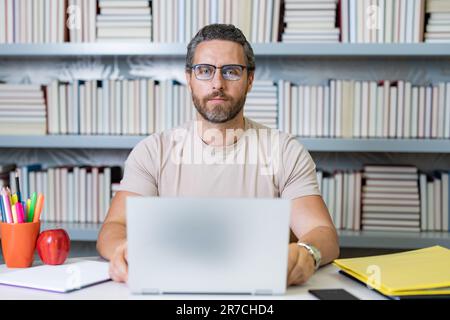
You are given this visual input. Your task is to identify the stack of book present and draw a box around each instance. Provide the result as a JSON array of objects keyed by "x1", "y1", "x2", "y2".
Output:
[
  {"x1": 361, "y1": 165, "x2": 421, "y2": 232},
  {"x1": 152, "y1": 0, "x2": 281, "y2": 43},
  {"x1": 317, "y1": 170, "x2": 362, "y2": 231},
  {"x1": 0, "y1": 0, "x2": 67, "y2": 43},
  {"x1": 0, "y1": 84, "x2": 47, "y2": 135},
  {"x1": 281, "y1": 0, "x2": 339, "y2": 43},
  {"x1": 46, "y1": 79, "x2": 195, "y2": 136},
  {"x1": 68, "y1": 0, "x2": 96, "y2": 42},
  {"x1": 244, "y1": 81, "x2": 278, "y2": 129},
  {"x1": 340, "y1": 0, "x2": 426, "y2": 43},
  {"x1": 96, "y1": 0, "x2": 153, "y2": 42},
  {"x1": 425, "y1": 0, "x2": 450, "y2": 43},
  {"x1": 419, "y1": 171, "x2": 450, "y2": 231},
  {"x1": 8, "y1": 165, "x2": 123, "y2": 224},
  {"x1": 278, "y1": 79, "x2": 450, "y2": 139}
]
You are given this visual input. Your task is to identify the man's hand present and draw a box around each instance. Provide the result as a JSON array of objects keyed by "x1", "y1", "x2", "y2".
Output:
[
  {"x1": 287, "y1": 243, "x2": 316, "y2": 286},
  {"x1": 109, "y1": 241, "x2": 128, "y2": 283}
]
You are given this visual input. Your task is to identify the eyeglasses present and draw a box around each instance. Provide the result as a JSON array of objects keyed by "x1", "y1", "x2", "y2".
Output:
[{"x1": 191, "y1": 64, "x2": 249, "y2": 81}]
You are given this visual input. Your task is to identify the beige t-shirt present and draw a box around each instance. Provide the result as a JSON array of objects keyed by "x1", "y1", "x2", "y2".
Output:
[{"x1": 118, "y1": 117, "x2": 320, "y2": 199}]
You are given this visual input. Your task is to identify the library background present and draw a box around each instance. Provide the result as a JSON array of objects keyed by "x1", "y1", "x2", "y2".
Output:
[{"x1": 0, "y1": 0, "x2": 450, "y2": 260}]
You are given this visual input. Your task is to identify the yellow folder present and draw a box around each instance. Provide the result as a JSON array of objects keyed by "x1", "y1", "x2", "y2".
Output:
[{"x1": 333, "y1": 246, "x2": 450, "y2": 297}]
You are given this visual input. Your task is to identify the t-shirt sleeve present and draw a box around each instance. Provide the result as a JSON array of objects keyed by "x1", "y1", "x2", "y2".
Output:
[
  {"x1": 279, "y1": 135, "x2": 321, "y2": 200},
  {"x1": 117, "y1": 136, "x2": 159, "y2": 196}
]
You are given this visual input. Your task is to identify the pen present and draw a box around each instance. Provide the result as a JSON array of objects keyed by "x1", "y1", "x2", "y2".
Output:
[
  {"x1": 11, "y1": 204, "x2": 17, "y2": 224},
  {"x1": 11, "y1": 193, "x2": 18, "y2": 206},
  {"x1": 1, "y1": 189, "x2": 13, "y2": 223},
  {"x1": 33, "y1": 193, "x2": 44, "y2": 223},
  {"x1": 26, "y1": 199, "x2": 31, "y2": 222},
  {"x1": 0, "y1": 195, "x2": 5, "y2": 222},
  {"x1": 15, "y1": 170, "x2": 22, "y2": 203},
  {"x1": 29, "y1": 192, "x2": 37, "y2": 222},
  {"x1": 21, "y1": 201, "x2": 27, "y2": 222},
  {"x1": 15, "y1": 203, "x2": 24, "y2": 223}
]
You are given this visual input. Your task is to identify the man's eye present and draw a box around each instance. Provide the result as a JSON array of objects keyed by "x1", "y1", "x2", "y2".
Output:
[
  {"x1": 224, "y1": 68, "x2": 239, "y2": 76},
  {"x1": 199, "y1": 67, "x2": 211, "y2": 74}
]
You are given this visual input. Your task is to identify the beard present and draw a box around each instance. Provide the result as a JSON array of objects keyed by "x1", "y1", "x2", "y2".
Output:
[{"x1": 192, "y1": 89, "x2": 247, "y2": 124}]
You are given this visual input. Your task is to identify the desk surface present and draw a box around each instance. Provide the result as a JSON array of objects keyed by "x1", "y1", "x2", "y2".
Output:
[{"x1": 0, "y1": 257, "x2": 385, "y2": 300}]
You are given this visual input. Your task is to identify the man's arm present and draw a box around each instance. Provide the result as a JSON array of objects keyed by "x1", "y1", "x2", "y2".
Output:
[
  {"x1": 97, "y1": 190, "x2": 140, "y2": 282},
  {"x1": 287, "y1": 195, "x2": 340, "y2": 286}
]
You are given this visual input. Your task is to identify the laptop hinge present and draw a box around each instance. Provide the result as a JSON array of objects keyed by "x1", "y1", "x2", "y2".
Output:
[{"x1": 254, "y1": 289, "x2": 273, "y2": 295}]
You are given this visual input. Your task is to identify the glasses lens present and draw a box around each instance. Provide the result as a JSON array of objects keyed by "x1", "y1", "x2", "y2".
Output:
[
  {"x1": 222, "y1": 65, "x2": 243, "y2": 81},
  {"x1": 194, "y1": 65, "x2": 215, "y2": 80}
]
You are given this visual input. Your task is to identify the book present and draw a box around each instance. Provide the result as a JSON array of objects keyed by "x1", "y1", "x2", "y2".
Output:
[{"x1": 334, "y1": 246, "x2": 450, "y2": 298}]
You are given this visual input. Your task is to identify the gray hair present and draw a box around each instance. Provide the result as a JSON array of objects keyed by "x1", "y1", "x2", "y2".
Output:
[{"x1": 185, "y1": 24, "x2": 256, "y2": 73}]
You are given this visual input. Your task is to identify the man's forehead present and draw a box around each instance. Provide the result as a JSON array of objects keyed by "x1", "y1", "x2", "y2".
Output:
[{"x1": 193, "y1": 40, "x2": 246, "y2": 65}]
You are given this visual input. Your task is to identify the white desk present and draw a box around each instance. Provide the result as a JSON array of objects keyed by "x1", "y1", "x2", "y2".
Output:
[{"x1": 0, "y1": 257, "x2": 386, "y2": 300}]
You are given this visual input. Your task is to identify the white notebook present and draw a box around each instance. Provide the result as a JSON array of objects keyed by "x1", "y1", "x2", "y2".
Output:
[{"x1": 0, "y1": 260, "x2": 111, "y2": 293}]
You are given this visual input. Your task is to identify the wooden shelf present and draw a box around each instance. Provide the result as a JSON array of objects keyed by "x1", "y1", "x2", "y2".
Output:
[
  {"x1": 1, "y1": 43, "x2": 450, "y2": 57},
  {"x1": 1, "y1": 135, "x2": 449, "y2": 153}
]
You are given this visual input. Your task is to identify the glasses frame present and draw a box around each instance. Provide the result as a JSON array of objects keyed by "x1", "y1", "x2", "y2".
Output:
[{"x1": 190, "y1": 63, "x2": 249, "y2": 81}]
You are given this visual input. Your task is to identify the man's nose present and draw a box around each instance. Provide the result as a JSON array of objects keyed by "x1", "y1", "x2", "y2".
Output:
[{"x1": 211, "y1": 69, "x2": 225, "y2": 91}]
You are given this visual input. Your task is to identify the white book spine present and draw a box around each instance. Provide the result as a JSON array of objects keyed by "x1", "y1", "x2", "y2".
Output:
[
  {"x1": 389, "y1": 86, "x2": 397, "y2": 138},
  {"x1": 369, "y1": 81, "x2": 377, "y2": 137},
  {"x1": 330, "y1": 81, "x2": 336, "y2": 137},
  {"x1": 442, "y1": 173, "x2": 449, "y2": 232},
  {"x1": 115, "y1": 80, "x2": 122, "y2": 134},
  {"x1": 310, "y1": 86, "x2": 317, "y2": 137},
  {"x1": 445, "y1": 83, "x2": 450, "y2": 139},
  {"x1": 324, "y1": 86, "x2": 330, "y2": 137},
  {"x1": 59, "y1": 84, "x2": 67, "y2": 134},
  {"x1": 291, "y1": 86, "x2": 298, "y2": 136},
  {"x1": 361, "y1": 81, "x2": 369, "y2": 138},
  {"x1": 97, "y1": 86, "x2": 103, "y2": 134},
  {"x1": 376, "y1": 85, "x2": 384, "y2": 137},
  {"x1": 335, "y1": 81, "x2": 342, "y2": 137},
  {"x1": 438, "y1": 83, "x2": 446, "y2": 138},
  {"x1": 122, "y1": 80, "x2": 128, "y2": 134},
  {"x1": 277, "y1": 79, "x2": 284, "y2": 131},
  {"x1": 73, "y1": 167, "x2": 79, "y2": 223},
  {"x1": 403, "y1": 82, "x2": 411, "y2": 138},
  {"x1": 420, "y1": 173, "x2": 427, "y2": 231},
  {"x1": 140, "y1": 79, "x2": 148, "y2": 135},
  {"x1": 272, "y1": 0, "x2": 281, "y2": 42},
  {"x1": 431, "y1": 85, "x2": 439, "y2": 138},
  {"x1": 349, "y1": 0, "x2": 356, "y2": 42},
  {"x1": 396, "y1": 81, "x2": 405, "y2": 138},
  {"x1": 317, "y1": 86, "x2": 324, "y2": 137},
  {"x1": 377, "y1": 0, "x2": 385, "y2": 43},
  {"x1": 353, "y1": 81, "x2": 361, "y2": 137},
  {"x1": 103, "y1": 80, "x2": 110, "y2": 134},
  {"x1": 405, "y1": 0, "x2": 414, "y2": 42},
  {"x1": 434, "y1": 178, "x2": 442, "y2": 231},
  {"x1": 411, "y1": 87, "x2": 419, "y2": 138},
  {"x1": 427, "y1": 181, "x2": 434, "y2": 230}
]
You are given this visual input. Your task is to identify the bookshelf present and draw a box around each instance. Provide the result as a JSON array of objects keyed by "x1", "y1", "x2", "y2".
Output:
[
  {"x1": 1, "y1": 43, "x2": 450, "y2": 57},
  {"x1": 1, "y1": 41, "x2": 450, "y2": 248},
  {"x1": 2, "y1": 135, "x2": 450, "y2": 153}
]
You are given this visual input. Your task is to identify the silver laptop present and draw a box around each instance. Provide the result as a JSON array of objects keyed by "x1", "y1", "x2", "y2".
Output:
[{"x1": 127, "y1": 197, "x2": 291, "y2": 295}]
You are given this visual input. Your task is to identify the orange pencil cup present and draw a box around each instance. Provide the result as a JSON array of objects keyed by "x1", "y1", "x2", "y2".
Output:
[{"x1": 0, "y1": 221, "x2": 41, "y2": 268}]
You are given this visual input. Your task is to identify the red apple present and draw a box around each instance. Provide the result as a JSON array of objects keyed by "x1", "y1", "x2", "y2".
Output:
[{"x1": 36, "y1": 229, "x2": 70, "y2": 265}]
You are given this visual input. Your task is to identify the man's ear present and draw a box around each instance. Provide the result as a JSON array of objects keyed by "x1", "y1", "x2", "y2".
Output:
[
  {"x1": 246, "y1": 71, "x2": 255, "y2": 93},
  {"x1": 185, "y1": 72, "x2": 192, "y2": 93}
]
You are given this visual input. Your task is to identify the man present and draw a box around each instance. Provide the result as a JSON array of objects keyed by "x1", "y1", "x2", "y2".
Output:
[{"x1": 97, "y1": 24, "x2": 339, "y2": 286}]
